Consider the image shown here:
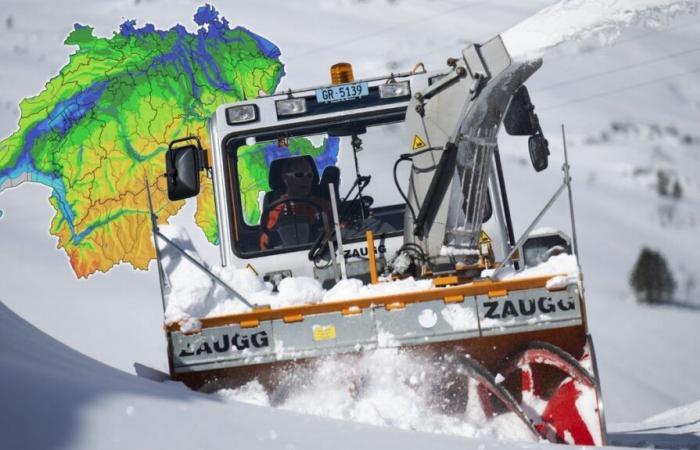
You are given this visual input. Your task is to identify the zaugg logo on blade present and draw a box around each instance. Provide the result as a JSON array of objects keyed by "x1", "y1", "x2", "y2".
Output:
[
  {"x1": 482, "y1": 296, "x2": 576, "y2": 320},
  {"x1": 178, "y1": 331, "x2": 269, "y2": 357}
]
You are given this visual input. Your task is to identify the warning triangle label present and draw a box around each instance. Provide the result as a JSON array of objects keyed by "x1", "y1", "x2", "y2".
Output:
[
  {"x1": 412, "y1": 135, "x2": 426, "y2": 150},
  {"x1": 479, "y1": 230, "x2": 492, "y2": 244}
]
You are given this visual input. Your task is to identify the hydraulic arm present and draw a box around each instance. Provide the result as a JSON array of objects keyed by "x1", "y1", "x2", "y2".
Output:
[{"x1": 403, "y1": 36, "x2": 541, "y2": 265}]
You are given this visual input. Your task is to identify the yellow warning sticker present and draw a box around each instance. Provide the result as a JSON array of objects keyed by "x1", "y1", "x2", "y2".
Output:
[
  {"x1": 312, "y1": 324, "x2": 337, "y2": 342},
  {"x1": 479, "y1": 230, "x2": 492, "y2": 244},
  {"x1": 412, "y1": 135, "x2": 426, "y2": 150}
]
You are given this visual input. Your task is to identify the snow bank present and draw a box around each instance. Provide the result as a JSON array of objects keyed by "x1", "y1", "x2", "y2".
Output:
[
  {"x1": 158, "y1": 225, "x2": 219, "y2": 324},
  {"x1": 159, "y1": 226, "x2": 274, "y2": 325},
  {"x1": 161, "y1": 225, "x2": 581, "y2": 329},
  {"x1": 545, "y1": 273, "x2": 579, "y2": 290},
  {"x1": 3, "y1": 302, "x2": 516, "y2": 450},
  {"x1": 159, "y1": 226, "x2": 435, "y2": 327},
  {"x1": 323, "y1": 276, "x2": 433, "y2": 301},
  {"x1": 482, "y1": 253, "x2": 580, "y2": 282},
  {"x1": 274, "y1": 276, "x2": 325, "y2": 307},
  {"x1": 609, "y1": 399, "x2": 700, "y2": 448},
  {"x1": 644, "y1": 399, "x2": 700, "y2": 425},
  {"x1": 502, "y1": 0, "x2": 698, "y2": 60}
]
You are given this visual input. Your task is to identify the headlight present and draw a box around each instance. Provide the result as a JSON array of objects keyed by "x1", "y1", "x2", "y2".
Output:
[
  {"x1": 276, "y1": 98, "x2": 307, "y2": 116},
  {"x1": 226, "y1": 105, "x2": 257, "y2": 124},
  {"x1": 379, "y1": 81, "x2": 411, "y2": 99}
]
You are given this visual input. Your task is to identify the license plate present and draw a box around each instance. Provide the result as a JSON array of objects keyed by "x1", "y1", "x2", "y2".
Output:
[{"x1": 315, "y1": 82, "x2": 369, "y2": 104}]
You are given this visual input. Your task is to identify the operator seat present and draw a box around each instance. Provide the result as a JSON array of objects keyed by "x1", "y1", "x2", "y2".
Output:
[{"x1": 315, "y1": 165, "x2": 341, "y2": 203}]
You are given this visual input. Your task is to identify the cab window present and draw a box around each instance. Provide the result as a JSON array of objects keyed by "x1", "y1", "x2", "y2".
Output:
[
  {"x1": 236, "y1": 135, "x2": 338, "y2": 226},
  {"x1": 229, "y1": 123, "x2": 408, "y2": 257}
]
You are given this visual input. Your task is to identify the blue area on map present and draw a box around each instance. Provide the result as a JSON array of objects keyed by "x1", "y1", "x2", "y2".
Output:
[
  {"x1": 262, "y1": 137, "x2": 340, "y2": 174},
  {"x1": 194, "y1": 4, "x2": 219, "y2": 25},
  {"x1": 194, "y1": 34, "x2": 232, "y2": 92},
  {"x1": 241, "y1": 26, "x2": 282, "y2": 59},
  {"x1": 314, "y1": 138, "x2": 340, "y2": 170},
  {"x1": 43, "y1": 83, "x2": 106, "y2": 136},
  {"x1": 72, "y1": 24, "x2": 92, "y2": 34},
  {"x1": 0, "y1": 152, "x2": 78, "y2": 240},
  {"x1": 0, "y1": 82, "x2": 108, "y2": 244},
  {"x1": 121, "y1": 5, "x2": 283, "y2": 99},
  {"x1": 120, "y1": 20, "x2": 157, "y2": 37},
  {"x1": 18, "y1": 82, "x2": 106, "y2": 147}
]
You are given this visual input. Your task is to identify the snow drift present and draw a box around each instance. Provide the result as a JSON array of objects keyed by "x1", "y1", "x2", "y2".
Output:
[
  {"x1": 0, "y1": 300, "x2": 543, "y2": 450},
  {"x1": 502, "y1": 0, "x2": 699, "y2": 60}
]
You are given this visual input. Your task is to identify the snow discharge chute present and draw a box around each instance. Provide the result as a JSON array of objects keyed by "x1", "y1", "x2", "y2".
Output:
[{"x1": 403, "y1": 36, "x2": 544, "y2": 261}]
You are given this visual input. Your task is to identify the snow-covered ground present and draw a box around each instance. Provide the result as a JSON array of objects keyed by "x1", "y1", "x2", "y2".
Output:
[
  {"x1": 1, "y1": 301, "x2": 543, "y2": 450},
  {"x1": 1, "y1": 0, "x2": 700, "y2": 448}
]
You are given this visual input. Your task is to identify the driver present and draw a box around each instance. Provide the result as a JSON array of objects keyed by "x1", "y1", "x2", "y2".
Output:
[{"x1": 260, "y1": 157, "x2": 331, "y2": 249}]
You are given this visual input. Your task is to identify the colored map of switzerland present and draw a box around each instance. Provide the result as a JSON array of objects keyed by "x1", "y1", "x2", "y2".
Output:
[{"x1": 0, "y1": 6, "x2": 323, "y2": 277}]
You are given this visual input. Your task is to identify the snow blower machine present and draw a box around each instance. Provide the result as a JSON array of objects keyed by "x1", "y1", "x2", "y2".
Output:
[{"x1": 153, "y1": 35, "x2": 607, "y2": 445}]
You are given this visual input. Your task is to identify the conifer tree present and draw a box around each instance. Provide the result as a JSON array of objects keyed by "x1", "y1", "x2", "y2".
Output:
[{"x1": 630, "y1": 248, "x2": 676, "y2": 304}]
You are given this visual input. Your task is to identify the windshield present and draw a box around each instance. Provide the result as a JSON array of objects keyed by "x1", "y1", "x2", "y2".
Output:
[
  {"x1": 237, "y1": 135, "x2": 339, "y2": 226},
  {"x1": 229, "y1": 121, "x2": 409, "y2": 256}
]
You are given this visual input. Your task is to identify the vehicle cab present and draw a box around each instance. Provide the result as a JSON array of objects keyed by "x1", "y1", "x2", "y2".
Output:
[{"x1": 164, "y1": 61, "x2": 521, "y2": 288}]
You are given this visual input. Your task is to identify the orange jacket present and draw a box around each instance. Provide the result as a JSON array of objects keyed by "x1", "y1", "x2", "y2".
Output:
[{"x1": 260, "y1": 195, "x2": 331, "y2": 249}]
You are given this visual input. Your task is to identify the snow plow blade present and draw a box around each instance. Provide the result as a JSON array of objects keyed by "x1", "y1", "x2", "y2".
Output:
[{"x1": 164, "y1": 275, "x2": 606, "y2": 445}]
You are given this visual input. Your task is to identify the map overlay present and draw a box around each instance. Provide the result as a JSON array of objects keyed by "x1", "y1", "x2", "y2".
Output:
[{"x1": 0, "y1": 5, "x2": 285, "y2": 277}]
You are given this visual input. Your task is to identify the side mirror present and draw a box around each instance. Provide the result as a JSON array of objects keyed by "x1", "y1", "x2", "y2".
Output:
[
  {"x1": 165, "y1": 137, "x2": 205, "y2": 201},
  {"x1": 504, "y1": 85, "x2": 538, "y2": 136},
  {"x1": 528, "y1": 134, "x2": 550, "y2": 172}
]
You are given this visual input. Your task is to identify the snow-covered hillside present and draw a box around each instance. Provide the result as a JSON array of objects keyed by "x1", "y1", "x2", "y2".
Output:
[
  {"x1": 1, "y1": 0, "x2": 700, "y2": 448},
  {"x1": 0, "y1": 302, "x2": 539, "y2": 450}
]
